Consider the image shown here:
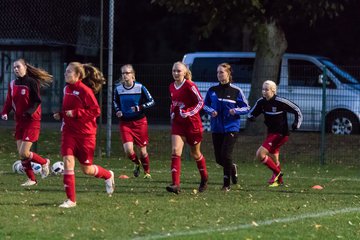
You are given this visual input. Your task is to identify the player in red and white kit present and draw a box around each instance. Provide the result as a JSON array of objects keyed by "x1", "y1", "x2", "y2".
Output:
[
  {"x1": 53, "y1": 62, "x2": 114, "y2": 208},
  {"x1": 166, "y1": 61, "x2": 208, "y2": 194},
  {"x1": 1, "y1": 58, "x2": 53, "y2": 186}
]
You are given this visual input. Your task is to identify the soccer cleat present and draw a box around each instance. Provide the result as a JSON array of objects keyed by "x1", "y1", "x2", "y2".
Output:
[
  {"x1": 268, "y1": 173, "x2": 277, "y2": 184},
  {"x1": 59, "y1": 199, "x2": 77, "y2": 208},
  {"x1": 273, "y1": 171, "x2": 283, "y2": 183},
  {"x1": 143, "y1": 173, "x2": 152, "y2": 179},
  {"x1": 268, "y1": 172, "x2": 284, "y2": 187},
  {"x1": 166, "y1": 184, "x2": 180, "y2": 194},
  {"x1": 198, "y1": 179, "x2": 208, "y2": 192},
  {"x1": 133, "y1": 164, "x2": 141, "y2": 177},
  {"x1": 105, "y1": 170, "x2": 115, "y2": 195},
  {"x1": 221, "y1": 186, "x2": 231, "y2": 192},
  {"x1": 268, "y1": 181, "x2": 280, "y2": 187},
  {"x1": 231, "y1": 163, "x2": 238, "y2": 184},
  {"x1": 41, "y1": 159, "x2": 51, "y2": 179},
  {"x1": 21, "y1": 179, "x2": 37, "y2": 187}
]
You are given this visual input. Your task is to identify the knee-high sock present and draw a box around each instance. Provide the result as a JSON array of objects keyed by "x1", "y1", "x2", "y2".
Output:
[
  {"x1": 262, "y1": 156, "x2": 280, "y2": 174},
  {"x1": 196, "y1": 154, "x2": 208, "y2": 181},
  {"x1": 93, "y1": 165, "x2": 111, "y2": 179},
  {"x1": 128, "y1": 152, "x2": 140, "y2": 165},
  {"x1": 21, "y1": 159, "x2": 36, "y2": 181},
  {"x1": 171, "y1": 154, "x2": 181, "y2": 185},
  {"x1": 140, "y1": 155, "x2": 150, "y2": 174},
  {"x1": 28, "y1": 152, "x2": 47, "y2": 165},
  {"x1": 63, "y1": 170, "x2": 76, "y2": 202}
]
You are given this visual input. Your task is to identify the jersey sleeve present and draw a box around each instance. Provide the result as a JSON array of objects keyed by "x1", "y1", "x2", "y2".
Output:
[
  {"x1": 248, "y1": 98, "x2": 263, "y2": 119},
  {"x1": 179, "y1": 84, "x2": 204, "y2": 118},
  {"x1": 1, "y1": 81, "x2": 14, "y2": 115},
  {"x1": 140, "y1": 85, "x2": 155, "y2": 110},
  {"x1": 234, "y1": 88, "x2": 250, "y2": 115}
]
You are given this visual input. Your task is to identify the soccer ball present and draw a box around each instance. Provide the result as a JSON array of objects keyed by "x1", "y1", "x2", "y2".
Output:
[
  {"x1": 31, "y1": 162, "x2": 42, "y2": 175},
  {"x1": 12, "y1": 160, "x2": 25, "y2": 174},
  {"x1": 51, "y1": 161, "x2": 64, "y2": 175}
]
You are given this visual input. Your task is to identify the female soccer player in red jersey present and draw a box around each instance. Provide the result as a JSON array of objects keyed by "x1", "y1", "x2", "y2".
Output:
[
  {"x1": 1, "y1": 58, "x2": 52, "y2": 186},
  {"x1": 166, "y1": 61, "x2": 208, "y2": 194},
  {"x1": 248, "y1": 80, "x2": 303, "y2": 187},
  {"x1": 53, "y1": 62, "x2": 114, "y2": 208}
]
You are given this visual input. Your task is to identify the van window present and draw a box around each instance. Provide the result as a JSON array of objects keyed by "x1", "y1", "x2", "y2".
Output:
[
  {"x1": 288, "y1": 59, "x2": 335, "y2": 88},
  {"x1": 190, "y1": 57, "x2": 254, "y2": 83}
]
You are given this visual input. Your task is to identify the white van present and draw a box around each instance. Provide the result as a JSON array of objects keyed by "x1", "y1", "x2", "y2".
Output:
[{"x1": 182, "y1": 52, "x2": 360, "y2": 135}]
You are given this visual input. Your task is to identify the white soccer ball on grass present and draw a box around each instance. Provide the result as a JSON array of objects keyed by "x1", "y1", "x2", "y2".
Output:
[{"x1": 51, "y1": 161, "x2": 64, "y2": 175}]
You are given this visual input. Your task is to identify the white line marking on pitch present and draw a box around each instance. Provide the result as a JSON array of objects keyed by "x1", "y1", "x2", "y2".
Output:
[{"x1": 133, "y1": 207, "x2": 360, "y2": 240}]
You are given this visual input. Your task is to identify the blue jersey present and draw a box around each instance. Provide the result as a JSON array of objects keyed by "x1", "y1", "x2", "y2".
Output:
[
  {"x1": 204, "y1": 83, "x2": 250, "y2": 133},
  {"x1": 113, "y1": 81, "x2": 155, "y2": 121}
]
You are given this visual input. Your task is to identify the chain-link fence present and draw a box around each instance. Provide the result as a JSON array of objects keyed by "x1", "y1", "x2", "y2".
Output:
[{"x1": 0, "y1": 0, "x2": 358, "y2": 165}]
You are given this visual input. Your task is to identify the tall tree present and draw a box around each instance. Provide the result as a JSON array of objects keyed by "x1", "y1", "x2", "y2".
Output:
[{"x1": 151, "y1": 0, "x2": 351, "y2": 134}]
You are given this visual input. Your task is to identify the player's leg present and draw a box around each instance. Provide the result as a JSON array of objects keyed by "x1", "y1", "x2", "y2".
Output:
[
  {"x1": 166, "y1": 134, "x2": 184, "y2": 194},
  {"x1": 59, "y1": 155, "x2": 77, "y2": 208},
  {"x1": 190, "y1": 142, "x2": 208, "y2": 192}
]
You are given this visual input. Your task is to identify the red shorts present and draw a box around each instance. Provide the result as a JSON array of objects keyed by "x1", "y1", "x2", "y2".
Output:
[
  {"x1": 61, "y1": 132, "x2": 95, "y2": 165},
  {"x1": 15, "y1": 126, "x2": 40, "y2": 142},
  {"x1": 172, "y1": 121, "x2": 203, "y2": 146},
  {"x1": 262, "y1": 133, "x2": 289, "y2": 154},
  {"x1": 119, "y1": 117, "x2": 149, "y2": 147}
]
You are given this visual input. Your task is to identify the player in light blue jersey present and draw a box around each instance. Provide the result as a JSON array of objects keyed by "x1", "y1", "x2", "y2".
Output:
[{"x1": 113, "y1": 64, "x2": 155, "y2": 179}]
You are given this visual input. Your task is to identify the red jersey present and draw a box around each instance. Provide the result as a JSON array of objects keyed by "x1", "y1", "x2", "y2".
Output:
[
  {"x1": 1, "y1": 76, "x2": 41, "y2": 128},
  {"x1": 61, "y1": 80, "x2": 100, "y2": 135},
  {"x1": 169, "y1": 79, "x2": 203, "y2": 130}
]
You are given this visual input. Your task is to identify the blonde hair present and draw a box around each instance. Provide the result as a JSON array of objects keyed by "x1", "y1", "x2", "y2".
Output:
[
  {"x1": 68, "y1": 62, "x2": 106, "y2": 94},
  {"x1": 173, "y1": 61, "x2": 192, "y2": 81},
  {"x1": 120, "y1": 64, "x2": 136, "y2": 82},
  {"x1": 263, "y1": 80, "x2": 277, "y2": 94},
  {"x1": 16, "y1": 58, "x2": 53, "y2": 88}
]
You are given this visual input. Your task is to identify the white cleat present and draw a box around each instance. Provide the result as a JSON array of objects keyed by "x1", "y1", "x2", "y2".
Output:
[
  {"x1": 59, "y1": 199, "x2": 77, "y2": 208},
  {"x1": 41, "y1": 159, "x2": 51, "y2": 179},
  {"x1": 105, "y1": 170, "x2": 115, "y2": 195},
  {"x1": 21, "y1": 179, "x2": 37, "y2": 187}
]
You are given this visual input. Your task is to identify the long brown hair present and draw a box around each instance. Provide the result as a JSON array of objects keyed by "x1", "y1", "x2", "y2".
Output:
[
  {"x1": 68, "y1": 62, "x2": 106, "y2": 94},
  {"x1": 16, "y1": 58, "x2": 53, "y2": 88}
]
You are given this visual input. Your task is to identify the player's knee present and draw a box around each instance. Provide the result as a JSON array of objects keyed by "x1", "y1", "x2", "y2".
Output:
[
  {"x1": 81, "y1": 166, "x2": 93, "y2": 175},
  {"x1": 19, "y1": 150, "x2": 30, "y2": 159}
]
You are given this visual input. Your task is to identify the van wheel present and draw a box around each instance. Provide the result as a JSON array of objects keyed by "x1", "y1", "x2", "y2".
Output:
[
  {"x1": 201, "y1": 113, "x2": 211, "y2": 132},
  {"x1": 326, "y1": 110, "x2": 359, "y2": 135}
]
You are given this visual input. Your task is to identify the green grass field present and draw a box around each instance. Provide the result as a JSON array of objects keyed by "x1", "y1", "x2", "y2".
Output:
[{"x1": 0, "y1": 127, "x2": 360, "y2": 240}]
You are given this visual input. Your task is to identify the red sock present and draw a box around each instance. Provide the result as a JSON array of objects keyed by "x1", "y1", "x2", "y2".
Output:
[
  {"x1": 140, "y1": 155, "x2": 150, "y2": 174},
  {"x1": 63, "y1": 170, "x2": 76, "y2": 202},
  {"x1": 93, "y1": 165, "x2": 111, "y2": 179},
  {"x1": 262, "y1": 156, "x2": 280, "y2": 174},
  {"x1": 29, "y1": 152, "x2": 47, "y2": 165},
  {"x1": 196, "y1": 154, "x2": 208, "y2": 181},
  {"x1": 171, "y1": 154, "x2": 181, "y2": 185},
  {"x1": 129, "y1": 152, "x2": 140, "y2": 165},
  {"x1": 22, "y1": 159, "x2": 36, "y2": 181}
]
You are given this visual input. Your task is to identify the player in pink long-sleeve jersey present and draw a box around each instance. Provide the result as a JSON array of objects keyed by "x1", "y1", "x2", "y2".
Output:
[
  {"x1": 53, "y1": 62, "x2": 114, "y2": 208},
  {"x1": 1, "y1": 58, "x2": 53, "y2": 186},
  {"x1": 166, "y1": 61, "x2": 208, "y2": 194}
]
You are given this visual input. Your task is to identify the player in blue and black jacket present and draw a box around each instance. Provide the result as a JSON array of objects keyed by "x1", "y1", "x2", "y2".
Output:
[
  {"x1": 113, "y1": 64, "x2": 155, "y2": 179},
  {"x1": 203, "y1": 63, "x2": 250, "y2": 191}
]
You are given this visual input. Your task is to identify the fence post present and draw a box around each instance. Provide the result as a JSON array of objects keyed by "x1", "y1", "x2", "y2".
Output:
[{"x1": 320, "y1": 67, "x2": 327, "y2": 165}]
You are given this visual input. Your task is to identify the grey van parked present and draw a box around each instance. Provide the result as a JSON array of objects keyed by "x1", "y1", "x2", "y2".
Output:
[{"x1": 182, "y1": 52, "x2": 360, "y2": 135}]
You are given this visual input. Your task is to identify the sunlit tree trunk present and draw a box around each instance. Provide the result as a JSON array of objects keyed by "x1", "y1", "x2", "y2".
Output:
[{"x1": 245, "y1": 20, "x2": 287, "y2": 135}]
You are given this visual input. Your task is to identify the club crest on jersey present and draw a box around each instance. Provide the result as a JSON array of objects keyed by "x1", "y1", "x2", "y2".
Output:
[
  {"x1": 21, "y1": 89, "x2": 26, "y2": 95},
  {"x1": 73, "y1": 90, "x2": 80, "y2": 95},
  {"x1": 272, "y1": 107, "x2": 277, "y2": 112}
]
